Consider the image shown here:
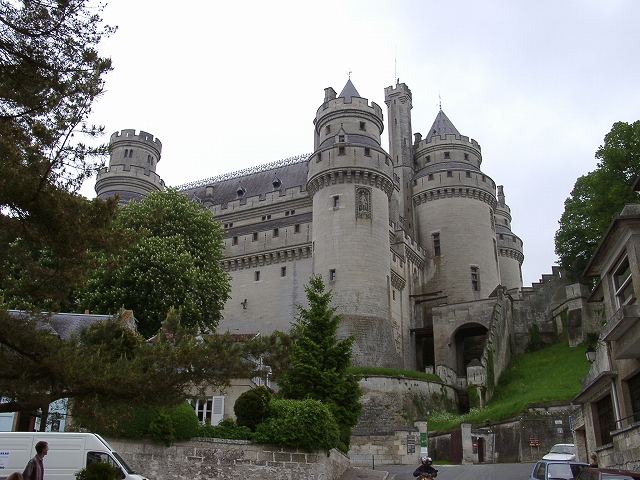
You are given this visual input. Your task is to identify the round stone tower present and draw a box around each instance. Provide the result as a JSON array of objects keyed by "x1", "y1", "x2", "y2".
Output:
[
  {"x1": 412, "y1": 110, "x2": 500, "y2": 304},
  {"x1": 307, "y1": 80, "x2": 398, "y2": 367},
  {"x1": 495, "y1": 185, "x2": 524, "y2": 289},
  {"x1": 95, "y1": 129, "x2": 164, "y2": 204}
]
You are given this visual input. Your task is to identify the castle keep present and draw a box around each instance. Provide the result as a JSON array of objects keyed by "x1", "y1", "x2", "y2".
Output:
[{"x1": 96, "y1": 79, "x2": 528, "y2": 377}]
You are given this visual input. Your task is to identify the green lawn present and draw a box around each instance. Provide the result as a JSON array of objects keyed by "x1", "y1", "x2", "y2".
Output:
[{"x1": 428, "y1": 342, "x2": 591, "y2": 431}]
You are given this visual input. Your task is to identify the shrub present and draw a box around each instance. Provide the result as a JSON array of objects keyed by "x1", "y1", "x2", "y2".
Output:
[
  {"x1": 197, "y1": 418, "x2": 253, "y2": 440},
  {"x1": 233, "y1": 386, "x2": 272, "y2": 431},
  {"x1": 171, "y1": 401, "x2": 200, "y2": 440},
  {"x1": 75, "y1": 461, "x2": 117, "y2": 480},
  {"x1": 71, "y1": 400, "x2": 199, "y2": 443},
  {"x1": 253, "y1": 399, "x2": 341, "y2": 451}
]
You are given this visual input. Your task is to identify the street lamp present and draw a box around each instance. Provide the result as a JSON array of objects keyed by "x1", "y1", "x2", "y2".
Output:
[{"x1": 585, "y1": 345, "x2": 596, "y2": 364}]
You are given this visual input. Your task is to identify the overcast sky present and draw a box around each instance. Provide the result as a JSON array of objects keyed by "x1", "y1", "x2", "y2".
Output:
[{"x1": 81, "y1": 0, "x2": 640, "y2": 286}]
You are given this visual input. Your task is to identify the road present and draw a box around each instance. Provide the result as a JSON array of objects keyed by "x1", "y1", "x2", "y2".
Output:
[{"x1": 376, "y1": 462, "x2": 535, "y2": 480}]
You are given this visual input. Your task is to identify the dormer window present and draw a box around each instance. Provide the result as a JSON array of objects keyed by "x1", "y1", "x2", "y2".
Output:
[
  {"x1": 272, "y1": 177, "x2": 281, "y2": 189},
  {"x1": 338, "y1": 135, "x2": 345, "y2": 143},
  {"x1": 236, "y1": 186, "x2": 246, "y2": 197}
]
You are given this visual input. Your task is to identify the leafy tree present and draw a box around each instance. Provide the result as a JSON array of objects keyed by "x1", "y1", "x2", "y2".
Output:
[
  {"x1": 0, "y1": 311, "x2": 256, "y2": 418},
  {"x1": 276, "y1": 276, "x2": 362, "y2": 449},
  {"x1": 0, "y1": 0, "x2": 123, "y2": 310},
  {"x1": 555, "y1": 121, "x2": 640, "y2": 280},
  {"x1": 80, "y1": 189, "x2": 231, "y2": 337}
]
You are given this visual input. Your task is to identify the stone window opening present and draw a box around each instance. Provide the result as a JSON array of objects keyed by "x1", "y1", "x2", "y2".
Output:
[
  {"x1": 466, "y1": 171, "x2": 471, "y2": 178},
  {"x1": 471, "y1": 266, "x2": 480, "y2": 291},
  {"x1": 252, "y1": 232, "x2": 258, "y2": 242},
  {"x1": 294, "y1": 224, "x2": 301, "y2": 233},
  {"x1": 329, "y1": 269, "x2": 336, "y2": 282},
  {"x1": 359, "y1": 121, "x2": 366, "y2": 131},
  {"x1": 364, "y1": 147, "x2": 371, "y2": 156},
  {"x1": 232, "y1": 236, "x2": 238, "y2": 246},
  {"x1": 326, "y1": 125, "x2": 331, "y2": 134},
  {"x1": 281, "y1": 266, "x2": 286, "y2": 277},
  {"x1": 432, "y1": 233, "x2": 441, "y2": 257},
  {"x1": 444, "y1": 151, "x2": 450, "y2": 159},
  {"x1": 273, "y1": 228, "x2": 279, "y2": 238},
  {"x1": 338, "y1": 146, "x2": 346, "y2": 155},
  {"x1": 333, "y1": 195, "x2": 340, "y2": 209},
  {"x1": 255, "y1": 271, "x2": 260, "y2": 282},
  {"x1": 447, "y1": 171, "x2": 453, "y2": 177}
]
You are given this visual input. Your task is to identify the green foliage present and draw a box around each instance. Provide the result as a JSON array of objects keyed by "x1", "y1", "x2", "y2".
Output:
[
  {"x1": 348, "y1": 366, "x2": 442, "y2": 383},
  {"x1": 0, "y1": 0, "x2": 123, "y2": 311},
  {"x1": 75, "y1": 461, "x2": 118, "y2": 480},
  {"x1": 233, "y1": 386, "x2": 272, "y2": 431},
  {"x1": 253, "y1": 399, "x2": 341, "y2": 451},
  {"x1": 172, "y1": 402, "x2": 200, "y2": 440},
  {"x1": 197, "y1": 418, "x2": 253, "y2": 440},
  {"x1": 555, "y1": 121, "x2": 640, "y2": 280},
  {"x1": 73, "y1": 400, "x2": 199, "y2": 444},
  {"x1": 526, "y1": 323, "x2": 545, "y2": 352},
  {"x1": 276, "y1": 276, "x2": 362, "y2": 450},
  {"x1": 428, "y1": 342, "x2": 591, "y2": 431},
  {"x1": 467, "y1": 383, "x2": 480, "y2": 409},
  {"x1": 80, "y1": 189, "x2": 231, "y2": 337}
]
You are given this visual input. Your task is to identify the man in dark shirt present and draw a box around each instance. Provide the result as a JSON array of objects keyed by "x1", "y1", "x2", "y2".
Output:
[
  {"x1": 413, "y1": 456, "x2": 438, "y2": 478},
  {"x1": 23, "y1": 441, "x2": 48, "y2": 480}
]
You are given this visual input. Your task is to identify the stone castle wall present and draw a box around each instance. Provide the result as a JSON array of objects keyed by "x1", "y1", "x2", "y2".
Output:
[{"x1": 106, "y1": 437, "x2": 349, "y2": 480}]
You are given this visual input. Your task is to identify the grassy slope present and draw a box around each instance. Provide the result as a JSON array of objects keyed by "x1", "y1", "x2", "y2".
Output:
[{"x1": 428, "y1": 342, "x2": 591, "y2": 431}]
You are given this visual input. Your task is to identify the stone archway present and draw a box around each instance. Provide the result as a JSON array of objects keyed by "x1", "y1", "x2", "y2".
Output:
[{"x1": 451, "y1": 323, "x2": 488, "y2": 378}]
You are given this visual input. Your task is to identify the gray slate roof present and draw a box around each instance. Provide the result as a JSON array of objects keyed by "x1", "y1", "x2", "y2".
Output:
[
  {"x1": 426, "y1": 109, "x2": 461, "y2": 141},
  {"x1": 8, "y1": 310, "x2": 117, "y2": 339},
  {"x1": 182, "y1": 159, "x2": 309, "y2": 207},
  {"x1": 339, "y1": 79, "x2": 360, "y2": 103}
]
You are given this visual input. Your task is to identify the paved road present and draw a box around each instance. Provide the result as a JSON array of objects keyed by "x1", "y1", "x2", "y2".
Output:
[{"x1": 375, "y1": 463, "x2": 535, "y2": 480}]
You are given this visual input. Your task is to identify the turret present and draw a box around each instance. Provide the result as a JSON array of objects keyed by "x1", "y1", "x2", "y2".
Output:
[
  {"x1": 412, "y1": 110, "x2": 500, "y2": 304},
  {"x1": 495, "y1": 185, "x2": 524, "y2": 289},
  {"x1": 95, "y1": 129, "x2": 165, "y2": 204},
  {"x1": 385, "y1": 80, "x2": 415, "y2": 236},
  {"x1": 308, "y1": 80, "x2": 399, "y2": 367}
]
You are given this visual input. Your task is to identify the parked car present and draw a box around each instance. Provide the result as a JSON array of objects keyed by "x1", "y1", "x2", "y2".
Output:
[
  {"x1": 543, "y1": 443, "x2": 577, "y2": 461},
  {"x1": 574, "y1": 467, "x2": 640, "y2": 480},
  {"x1": 529, "y1": 460, "x2": 588, "y2": 480}
]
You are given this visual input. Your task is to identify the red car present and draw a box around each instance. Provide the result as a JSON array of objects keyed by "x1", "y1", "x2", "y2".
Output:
[{"x1": 574, "y1": 467, "x2": 640, "y2": 480}]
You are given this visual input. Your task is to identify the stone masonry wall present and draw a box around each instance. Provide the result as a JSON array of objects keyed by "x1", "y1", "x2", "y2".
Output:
[
  {"x1": 106, "y1": 437, "x2": 349, "y2": 480},
  {"x1": 352, "y1": 376, "x2": 457, "y2": 436}
]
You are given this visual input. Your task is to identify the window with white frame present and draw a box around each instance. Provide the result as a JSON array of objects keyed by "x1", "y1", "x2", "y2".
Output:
[
  {"x1": 190, "y1": 396, "x2": 225, "y2": 425},
  {"x1": 613, "y1": 255, "x2": 635, "y2": 308}
]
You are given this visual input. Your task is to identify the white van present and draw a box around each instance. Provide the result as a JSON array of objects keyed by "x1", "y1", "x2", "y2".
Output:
[{"x1": 0, "y1": 432, "x2": 148, "y2": 480}]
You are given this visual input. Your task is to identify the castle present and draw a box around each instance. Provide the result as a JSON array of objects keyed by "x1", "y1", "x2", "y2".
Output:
[{"x1": 96, "y1": 79, "x2": 537, "y2": 379}]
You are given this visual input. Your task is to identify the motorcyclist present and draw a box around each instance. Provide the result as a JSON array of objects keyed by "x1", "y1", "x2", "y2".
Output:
[{"x1": 413, "y1": 456, "x2": 438, "y2": 478}]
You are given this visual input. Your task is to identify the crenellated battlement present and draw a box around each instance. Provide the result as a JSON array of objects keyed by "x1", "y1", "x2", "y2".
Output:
[
  {"x1": 384, "y1": 82, "x2": 412, "y2": 103},
  {"x1": 96, "y1": 164, "x2": 165, "y2": 186},
  {"x1": 110, "y1": 129, "x2": 162, "y2": 157},
  {"x1": 416, "y1": 132, "x2": 481, "y2": 151},
  {"x1": 315, "y1": 96, "x2": 384, "y2": 122}
]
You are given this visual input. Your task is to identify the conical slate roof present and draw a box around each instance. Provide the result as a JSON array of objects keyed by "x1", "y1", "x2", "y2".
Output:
[
  {"x1": 339, "y1": 79, "x2": 360, "y2": 103},
  {"x1": 425, "y1": 109, "x2": 461, "y2": 141}
]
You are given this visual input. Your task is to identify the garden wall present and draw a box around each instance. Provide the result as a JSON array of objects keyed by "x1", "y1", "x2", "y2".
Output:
[{"x1": 106, "y1": 437, "x2": 349, "y2": 480}]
